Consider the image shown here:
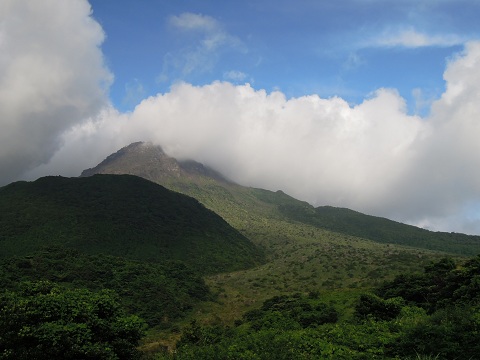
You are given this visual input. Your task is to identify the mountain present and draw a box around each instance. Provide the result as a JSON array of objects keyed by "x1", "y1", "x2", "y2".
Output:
[
  {"x1": 0, "y1": 174, "x2": 264, "y2": 274},
  {"x1": 81, "y1": 142, "x2": 314, "y2": 238},
  {"x1": 81, "y1": 142, "x2": 480, "y2": 257},
  {"x1": 81, "y1": 141, "x2": 230, "y2": 184}
]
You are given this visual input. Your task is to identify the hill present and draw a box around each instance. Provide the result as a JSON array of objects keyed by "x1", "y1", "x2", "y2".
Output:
[
  {"x1": 0, "y1": 174, "x2": 264, "y2": 274},
  {"x1": 82, "y1": 142, "x2": 480, "y2": 257}
]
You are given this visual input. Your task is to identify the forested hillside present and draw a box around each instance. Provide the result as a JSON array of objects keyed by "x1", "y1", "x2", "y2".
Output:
[
  {"x1": 0, "y1": 174, "x2": 265, "y2": 358},
  {"x1": 0, "y1": 174, "x2": 264, "y2": 274}
]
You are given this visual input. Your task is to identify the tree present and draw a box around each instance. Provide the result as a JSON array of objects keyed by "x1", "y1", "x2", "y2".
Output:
[
  {"x1": 0, "y1": 281, "x2": 145, "y2": 359},
  {"x1": 354, "y1": 293, "x2": 404, "y2": 321}
]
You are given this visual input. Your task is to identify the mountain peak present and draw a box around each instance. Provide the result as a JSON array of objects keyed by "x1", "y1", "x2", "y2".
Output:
[{"x1": 81, "y1": 142, "x2": 232, "y2": 184}]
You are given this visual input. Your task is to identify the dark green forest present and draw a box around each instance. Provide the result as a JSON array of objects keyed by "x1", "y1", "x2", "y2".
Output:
[
  {"x1": 0, "y1": 247, "x2": 210, "y2": 327},
  {"x1": 1, "y1": 280, "x2": 145, "y2": 359}
]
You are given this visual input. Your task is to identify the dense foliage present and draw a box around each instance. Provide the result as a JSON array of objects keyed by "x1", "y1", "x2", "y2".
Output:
[
  {"x1": 154, "y1": 257, "x2": 480, "y2": 359},
  {"x1": 0, "y1": 281, "x2": 145, "y2": 359},
  {"x1": 0, "y1": 174, "x2": 264, "y2": 273},
  {"x1": 169, "y1": 293, "x2": 342, "y2": 359},
  {"x1": 377, "y1": 256, "x2": 480, "y2": 312},
  {"x1": 0, "y1": 247, "x2": 209, "y2": 327},
  {"x1": 243, "y1": 293, "x2": 339, "y2": 330}
]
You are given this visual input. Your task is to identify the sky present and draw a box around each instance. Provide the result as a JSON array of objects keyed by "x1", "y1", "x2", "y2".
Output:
[{"x1": 2, "y1": 0, "x2": 480, "y2": 234}]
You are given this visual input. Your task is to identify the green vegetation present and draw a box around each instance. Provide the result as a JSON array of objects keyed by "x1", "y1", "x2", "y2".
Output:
[
  {"x1": 155, "y1": 257, "x2": 480, "y2": 359},
  {"x1": 0, "y1": 174, "x2": 264, "y2": 274},
  {"x1": 242, "y1": 292, "x2": 339, "y2": 330},
  {"x1": 0, "y1": 247, "x2": 210, "y2": 327},
  {"x1": 279, "y1": 204, "x2": 480, "y2": 256},
  {"x1": 377, "y1": 255, "x2": 480, "y2": 312},
  {"x1": 0, "y1": 281, "x2": 145, "y2": 359}
]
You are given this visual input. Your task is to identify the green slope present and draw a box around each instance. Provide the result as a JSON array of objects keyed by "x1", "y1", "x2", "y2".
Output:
[
  {"x1": 278, "y1": 204, "x2": 480, "y2": 256},
  {"x1": 162, "y1": 181, "x2": 480, "y2": 257},
  {"x1": 0, "y1": 174, "x2": 264, "y2": 274}
]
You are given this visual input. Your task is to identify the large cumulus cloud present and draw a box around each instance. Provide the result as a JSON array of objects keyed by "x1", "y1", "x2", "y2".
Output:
[
  {"x1": 0, "y1": 0, "x2": 111, "y2": 185},
  {"x1": 399, "y1": 42, "x2": 480, "y2": 230},
  {"x1": 125, "y1": 83, "x2": 423, "y2": 214},
  {"x1": 29, "y1": 42, "x2": 480, "y2": 234}
]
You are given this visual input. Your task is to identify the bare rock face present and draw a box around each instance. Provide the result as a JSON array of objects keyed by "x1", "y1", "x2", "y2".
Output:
[{"x1": 81, "y1": 142, "x2": 231, "y2": 184}]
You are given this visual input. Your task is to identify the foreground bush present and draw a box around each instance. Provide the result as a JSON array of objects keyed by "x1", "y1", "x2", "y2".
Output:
[{"x1": 0, "y1": 281, "x2": 145, "y2": 359}]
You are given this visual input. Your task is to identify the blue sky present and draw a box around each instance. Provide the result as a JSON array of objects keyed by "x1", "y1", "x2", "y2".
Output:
[
  {"x1": 2, "y1": 0, "x2": 480, "y2": 234},
  {"x1": 89, "y1": 0, "x2": 478, "y2": 114}
]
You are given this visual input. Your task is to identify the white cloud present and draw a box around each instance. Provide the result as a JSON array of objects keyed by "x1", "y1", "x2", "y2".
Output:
[
  {"x1": 223, "y1": 70, "x2": 248, "y2": 82},
  {"x1": 121, "y1": 84, "x2": 424, "y2": 216},
  {"x1": 370, "y1": 27, "x2": 466, "y2": 48},
  {"x1": 169, "y1": 13, "x2": 219, "y2": 33},
  {"x1": 160, "y1": 13, "x2": 247, "y2": 79},
  {"x1": 411, "y1": 87, "x2": 440, "y2": 116},
  {"x1": 122, "y1": 79, "x2": 146, "y2": 109},
  {"x1": 409, "y1": 42, "x2": 480, "y2": 219},
  {"x1": 0, "y1": 0, "x2": 111, "y2": 185},
  {"x1": 24, "y1": 106, "x2": 132, "y2": 179}
]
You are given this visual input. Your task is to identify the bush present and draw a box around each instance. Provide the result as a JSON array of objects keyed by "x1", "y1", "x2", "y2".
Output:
[
  {"x1": 0, "y1": 281, "x2": 146, "y2": 359},
  {"x1": 354, "y1": 293, "x2": 404, "y2": 321},
  {"x1": 394, "y1": 305, "x2": 480, "y2": 359}
]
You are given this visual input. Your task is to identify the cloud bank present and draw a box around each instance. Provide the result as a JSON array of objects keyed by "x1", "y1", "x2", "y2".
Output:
[
  {"x1": 3, "y1": 1, "x2": 480, "y2": 234},
  {"x1": 0, "y1": 0, "x2": 111, "y2": 185}
]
